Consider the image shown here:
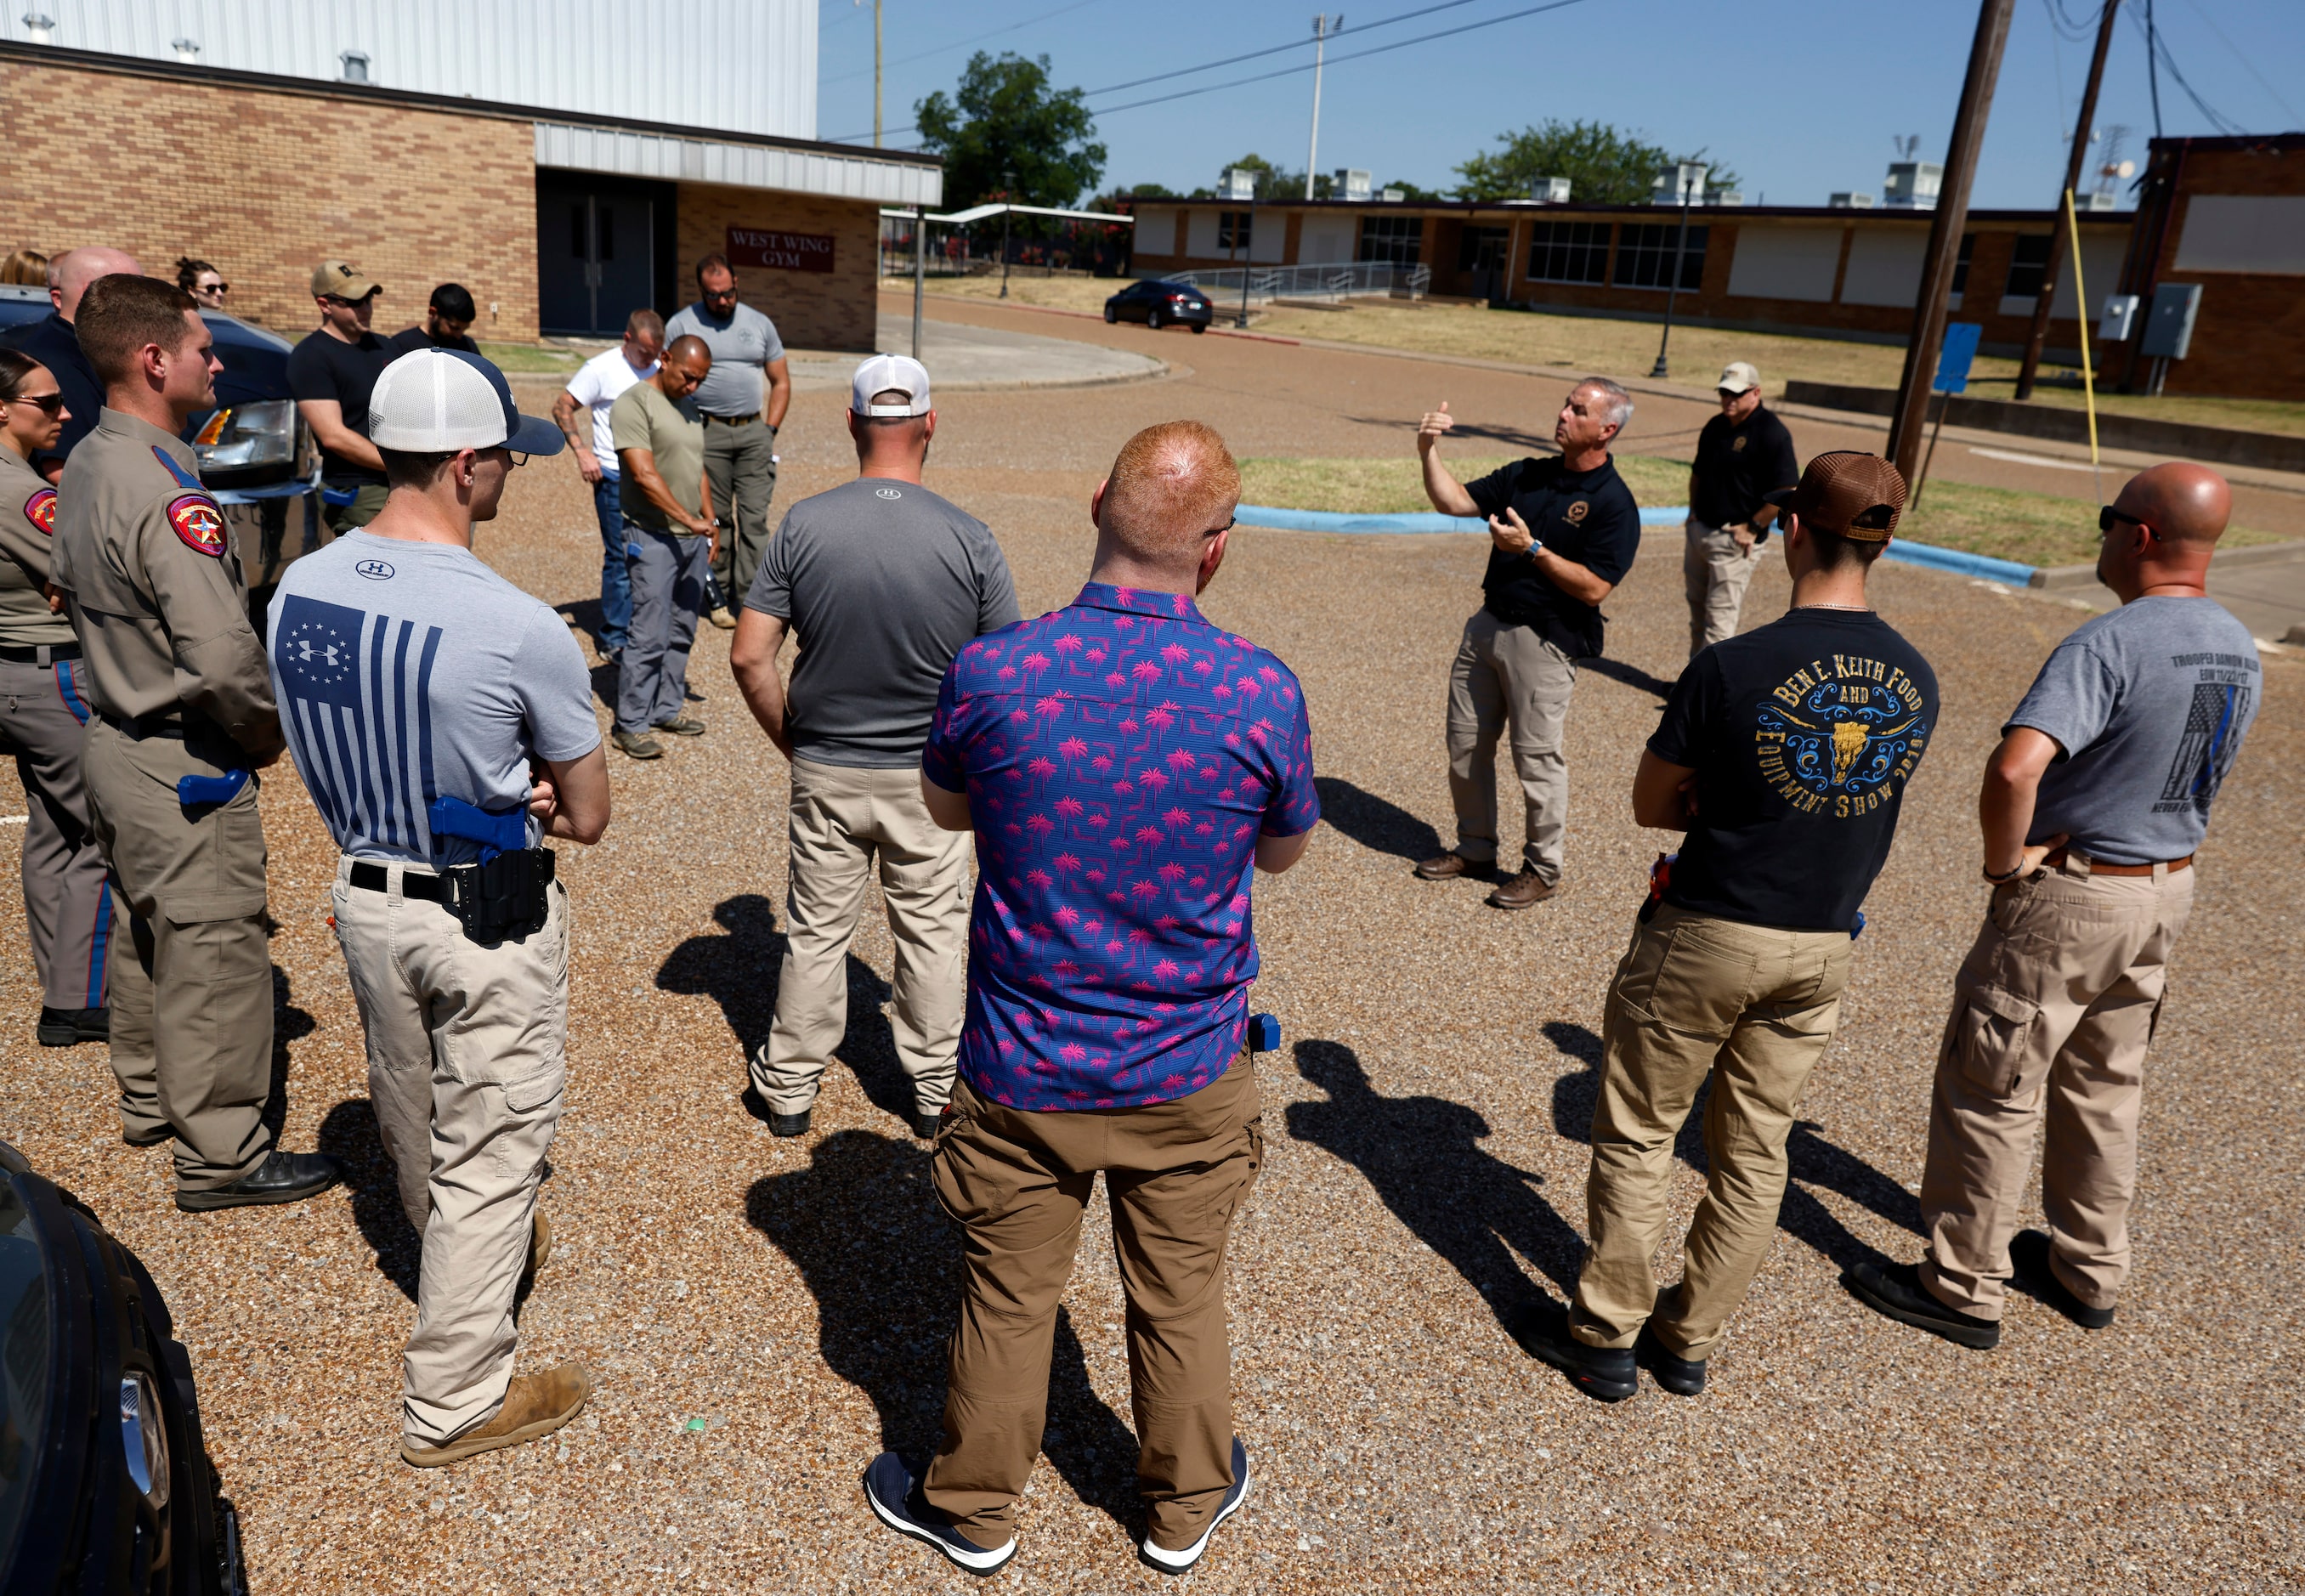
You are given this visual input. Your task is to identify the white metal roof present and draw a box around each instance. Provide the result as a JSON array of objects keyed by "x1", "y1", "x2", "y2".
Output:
[{"x1": 540, "y1": 122, "x2": 941, "y2": 208}]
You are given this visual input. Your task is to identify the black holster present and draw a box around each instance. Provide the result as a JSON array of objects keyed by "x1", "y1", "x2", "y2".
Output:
[{"x1": 441, "y1": 848, "x2": 555, "y2": 944}]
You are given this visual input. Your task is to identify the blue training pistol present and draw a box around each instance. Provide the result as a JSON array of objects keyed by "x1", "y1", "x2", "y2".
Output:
[
  {"x1": 175, "y1": 770, "x2": 249, "y2": 807},
  {"x1": 428, "y1": 795, "x2": 529, "y2": 863},
  {"x1": 1247, "y1": 1013, "x2": 1282, "y2": 1054}
]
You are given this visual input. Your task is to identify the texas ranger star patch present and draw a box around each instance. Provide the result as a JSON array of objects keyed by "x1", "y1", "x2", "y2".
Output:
[
  {"x1": 167, "y1": 493, "x2": 228, "y2": 557},
  {"x1": 22, "y1": 487, "x2": 55, "y2": 535}
]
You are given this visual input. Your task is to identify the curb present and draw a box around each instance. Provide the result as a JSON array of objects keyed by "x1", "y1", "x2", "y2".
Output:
[
  {"x1": 1235, "y1": 503, "x2": 1691, "y2": 535},
  {"x1": 2030, "y1": 536, "x2": 2305, "y2": 591},
  {"x1": 1878, "y1": 541, "x2": 2036, "y2": 586}
]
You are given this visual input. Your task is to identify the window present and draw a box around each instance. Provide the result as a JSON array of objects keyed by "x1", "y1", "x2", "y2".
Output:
[
  {"x1": 1527, "y1": 221, "x2": 1611, "y2": 285},
  {"x1": 1950, "y1": 232, "x2": 1977, "y2": 294},
  {"x1": 2002, "y1": 234, "x2": 2053, "y2": 299},
  {"x1": 1614, "y1": 223, "x2": 1708, "y2": 290},
  {"x1": 1457, "y1": 225, "x2": 1511, "y2": 272},
  {"x1": 1218, "y1": 212, "x2": 1253, "y2": 252},
  {"x1": 1358, "y1": 215, "x2": 1423, "y2": 266}
]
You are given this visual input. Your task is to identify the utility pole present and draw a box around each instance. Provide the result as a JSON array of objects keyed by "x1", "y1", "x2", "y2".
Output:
[
  {"x1": 2014, "y1": 0, "x2": 2120, "y2": 400},
  {"x1": 1649, "y1": 162, "x2": 1705, "y2": 380},
  {"x1": 1886, "y1": 0, "x2": 2017, "y2": 486},
  {"x1": 1000, "y1": 167, "x2": 1015, "y2": 300},
  {"x1": 857, "y1": 0, "x2": 884, "y2": 147},
  {"x1": 913, "y1": 207, "x2": 926, "y2": 360},
  {"x1": 1304, "y1": 14, "x2": 1342, "y2": 201}
]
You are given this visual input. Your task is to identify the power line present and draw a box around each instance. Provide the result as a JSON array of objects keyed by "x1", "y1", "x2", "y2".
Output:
[
  {"x1": 821, "y1": 0, "x2": 1107, "y2": 87},
  {"x1": 2179, "y1": 0, "x2": 2301, "y2": 124},
  {"x1": 2128, "y1": 2, "x2": 2250, "y2": 135},
  {"x1": 1080, "y1": 0, "x2": 1499, "y2": 100}
]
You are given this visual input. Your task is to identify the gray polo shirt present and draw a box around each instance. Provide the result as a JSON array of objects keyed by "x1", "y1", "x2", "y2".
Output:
[
  {"x1": 744, "y1": 478, "x2": 1019, "y2": 767},
  {"x1": 664, "y1": 300, "x2": 785, "y2": 420}
]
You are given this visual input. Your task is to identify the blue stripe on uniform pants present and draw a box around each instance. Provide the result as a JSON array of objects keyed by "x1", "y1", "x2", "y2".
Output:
[
  {"x1": 593, "y1": 473, "x2": 631, "y2": 654},
  {"x1": 85, "y1": 879, "x2": 110, "y2": 1008}
]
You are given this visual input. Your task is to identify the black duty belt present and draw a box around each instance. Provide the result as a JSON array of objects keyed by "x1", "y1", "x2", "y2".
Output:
[
  {"x1": 0, "y1": 641, "x2": 81, "y2": 665},
  {"x1": 349, "y1": 861, "x2": 447, "y2": 901},
  {"x1": 348, "y1": 850, "x2": 556, "y2": 943},
  {"x1": 99, "y1": 709, "x2": 187, "y2": 739},
  {"x1": 701, "y1": 410, "x2": 761, "y2": 427}
]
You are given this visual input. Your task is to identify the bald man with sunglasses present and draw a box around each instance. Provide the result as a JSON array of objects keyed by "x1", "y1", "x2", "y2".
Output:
[{"x1": 1849, "y1": 463, "x2": 2262, "y2": 1351}]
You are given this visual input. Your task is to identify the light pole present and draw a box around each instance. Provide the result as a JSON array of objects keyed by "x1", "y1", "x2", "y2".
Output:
[
  {"x1": 999, "y1": 167, "x2": 1015, "y2": 299},
  {"x1": 1649, "y1": 161, "x2": 1706, "y2": 380},
  {"x1": 1304, "y1": 14, "x2": 1342, "y2": 201},
  {"x1": 1237, "y1": 178, "x2": 1260, "y2": 329}
]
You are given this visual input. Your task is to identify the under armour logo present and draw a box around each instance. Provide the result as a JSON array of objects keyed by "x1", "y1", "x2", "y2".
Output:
[
  {"x1": 875, "y1": 487, "x2": 903, "y2": 500},
  {"x1": 356, "y1": 559, "x2": 395, "y2": 580}
]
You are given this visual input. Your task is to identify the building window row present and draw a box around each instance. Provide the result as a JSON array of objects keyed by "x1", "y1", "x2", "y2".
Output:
[{"x1": 1358, "y1": 215, "x2": 1423, "y2": 266}]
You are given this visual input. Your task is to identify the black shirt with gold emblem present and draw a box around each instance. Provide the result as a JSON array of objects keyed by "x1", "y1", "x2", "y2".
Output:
[
  {"x1": 1464, "y1": 454, "x2": 1640, "y2": 659},
  {"x1": 1650, "y1": 607, "x2": 1938, "y2": 933},
  {"x1": 1690, "y1": 402, "x2": 1798, "y2": 532}
]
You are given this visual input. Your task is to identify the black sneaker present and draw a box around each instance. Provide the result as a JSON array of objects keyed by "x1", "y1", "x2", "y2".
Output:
[
  {"x1": 175, "y1": 1150, "x2": 343, "y2": 1213},
  {"x1": 1514, "y1": 1303, "x2": 1637, "y2": 1401},
  {"x1": 1844, "y1": 1259, "x2": 2001, "y2": 1350},
  {"x1": 862, "y1": 1452, "x2": 1016, "y2": 1576},
  {"x1": 1140, "y1": 1435, "x2": 1250, "y2": 1575},
  {"x1": 770, "y1": 1108, "x2": 811, "y2": 1138},
  {"x1": 911, "y1": 1110, "x2": 943, "y2": 1140},
  {"x1": 37, "y1": 1005, "x2": 108, "y2": 1046},
  {"x1": 1636, "y1": 1323, "x2": 1706, "y2": 1396},
  {"x1": 2011, "y1": 1230, "x2": 2115, "y2": 1329}
]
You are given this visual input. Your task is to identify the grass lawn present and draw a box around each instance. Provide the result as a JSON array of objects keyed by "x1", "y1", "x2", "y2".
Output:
[
  {"x1": 1237, "y1": 453, "x2": 2286, "y2": 569},
  {"x1": 479, "y1": 341, "x2": 585, "y2": 374},
  {"x1": 887, "y1": 275, "x2": 2305, "y2": 439}
]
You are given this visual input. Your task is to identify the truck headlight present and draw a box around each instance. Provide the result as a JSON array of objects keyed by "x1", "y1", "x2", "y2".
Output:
[
  {"x1": 120, "y1": 1371, "x2": 171, "y2": 1509},
  {"x1": 190, "y1": 399, "x2": 296, "y2": 471}
]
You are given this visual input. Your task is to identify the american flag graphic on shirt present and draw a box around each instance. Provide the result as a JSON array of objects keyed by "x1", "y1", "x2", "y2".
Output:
[{"x1": 273, "y1": 594, "x2": 445, "y2": 856}]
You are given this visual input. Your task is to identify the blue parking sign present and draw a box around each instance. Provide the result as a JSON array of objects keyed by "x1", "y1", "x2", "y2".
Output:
[{"x1": 1934, "y1": 322, "x2": 1982, "y2": 394}]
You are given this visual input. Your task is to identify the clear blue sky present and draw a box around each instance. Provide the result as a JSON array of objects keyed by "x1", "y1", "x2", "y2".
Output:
[{"x1": 816, "y1": 0, "x2": 2304, "y2": 207}]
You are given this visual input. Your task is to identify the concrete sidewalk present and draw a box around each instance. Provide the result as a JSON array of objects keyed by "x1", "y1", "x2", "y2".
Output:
[{"x1": 784, "y1": 313, "x2": 1167, "y2": 393}]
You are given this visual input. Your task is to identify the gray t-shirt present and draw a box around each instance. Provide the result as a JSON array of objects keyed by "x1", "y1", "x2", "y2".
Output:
[
  {"x1": 269, "y1": 531, "x2": 603, "y2": 867},
  {"x1": 745, "y1": 478, "x2": 1019, "y2": 767},
  {"x1": 664, "y1": 300, "x2": 785, "y2": 419},
  {"x1": 2008, "y1": 596, "x2": 2261, "y2": 865}
]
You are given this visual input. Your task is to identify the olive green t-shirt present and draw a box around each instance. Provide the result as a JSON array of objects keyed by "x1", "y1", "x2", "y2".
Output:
[{"x1": 610, "y1": 380, "x2": 705, "y2": 535}]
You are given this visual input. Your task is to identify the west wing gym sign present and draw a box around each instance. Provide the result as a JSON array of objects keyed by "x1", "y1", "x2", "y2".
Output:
[{"x1": 727, "y1": 228, "x2": 835, "y2": 274}]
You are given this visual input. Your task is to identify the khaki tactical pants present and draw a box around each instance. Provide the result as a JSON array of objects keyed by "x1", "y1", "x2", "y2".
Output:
[
  {"x1": 0, "y1": 654, "x2": 110, "y2": 1010},
  {"x1": 331, "y1": 859, "x2": 569, "y2": 1446},
  {"x1": 702, "y1": 416, "x2": 778, "y2": 606},
  {"x1": 1918, "y1": 855, "x2": 2194, "y2": 1321},
  {"x1": 1574, "y1": 903, "x2": 1852, "y2": 1361},
  {"x1": 1682, "y1": 518, "x2": 1759, "y2": 659},
  {"x1": 924, "y1": 1056, "x2": 1262, "y2": 1550},
  {"x1": 753, "y1": 758, "x2": 970, "y2": 1116},
  {"x1": 1445, "y1": 608, "x2": 1576, "y2": 882},
  {"x1": 81, "y1": 718, "x2": 272, "y2": 1190}
]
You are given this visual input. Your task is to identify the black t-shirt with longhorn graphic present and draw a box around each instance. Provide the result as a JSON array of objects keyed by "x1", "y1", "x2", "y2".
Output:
[{"x1": 1649, "y1": 607, "x2": 1939, "y2": 933}]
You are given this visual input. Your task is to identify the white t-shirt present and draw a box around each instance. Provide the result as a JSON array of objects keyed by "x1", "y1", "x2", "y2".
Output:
[{"x1": 565, "y1": 347, "x2": 659, "y2": 472}]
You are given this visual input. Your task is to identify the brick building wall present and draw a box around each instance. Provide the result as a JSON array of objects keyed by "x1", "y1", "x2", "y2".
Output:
[
  {"x1": 0, "y1": 55, "x2": 541, "y2": 340},
  {"x1": 675, "y1": 183, "x2": 882, "y2": 352}
]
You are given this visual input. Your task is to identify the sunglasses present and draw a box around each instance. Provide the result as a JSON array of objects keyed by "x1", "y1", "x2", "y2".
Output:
[
  {"x1": 201, "y1": 282, "x2": 231, "y2": 295},
  {"x1": 9, "y1": 392, "x2": 66, "y2": 416},
  {"x1": 2098, "y1": 506, "x2": 2158, "y2": 539}
]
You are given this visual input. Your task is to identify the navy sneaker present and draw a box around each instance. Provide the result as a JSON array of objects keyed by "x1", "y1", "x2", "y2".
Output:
[
  {"x1": 1140, "y1": 1436, "x2": 1250, "y2": 1575},
  {"x1": 861, "y1": 1452, "x2": 1015, "y2": 1576}
]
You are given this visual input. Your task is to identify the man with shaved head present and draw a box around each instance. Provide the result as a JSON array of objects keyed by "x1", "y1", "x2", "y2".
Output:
[
  {"x1": 1851, "y1": 463, "x2": 2262, "y2": 1351},
  {"x1": 861, "y1": 421, "x2": 1317, "y2": 1577},
  {"x1": 1, "y1": 245, "x2": 140, "y2": 477}
]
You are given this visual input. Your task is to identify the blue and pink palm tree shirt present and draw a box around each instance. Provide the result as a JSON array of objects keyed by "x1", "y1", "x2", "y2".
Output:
[{"x1": 922, "y1": 580, "x2": 1320, "y2": 1112}]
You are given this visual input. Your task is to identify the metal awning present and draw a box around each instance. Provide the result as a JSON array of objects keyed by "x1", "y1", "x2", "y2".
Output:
[
  {"x1": 538, "y1": 122, "x2": 942, "y2": 207},
  {"x1": 878, "y1": 202, "x2": 1132, "y2": 225}
]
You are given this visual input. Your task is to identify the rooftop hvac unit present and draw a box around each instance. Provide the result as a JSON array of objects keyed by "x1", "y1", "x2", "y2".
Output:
[
  {"x1": 1379, "y1": 187, "x2": 1405, "y2": 203},
  {"x1": 2082, "y1": 190, "x2": 2120, "y2": 211},
  {"x1": 1883, "y1": 161, "x2": 1941, "y2": 209},
  {"x1": 1830, "y1": 192, "x2": 1877, "y2": 208},
  {"x1": 1651, "y1": 163, "x2": 1708, "y2": 205},
  {"x1": 1220, "y1": 167, "x2": 1257, "y2": 201},
  {"x1": 1333, "y1": 169, "x2": 1372, "y2": 201},
  {"x1": 1528, "y1": 177, "x2": 1572, "y2": 203},
  {"x1": 1711, "y1": 190, "x2": 1745, "y2": 206}
]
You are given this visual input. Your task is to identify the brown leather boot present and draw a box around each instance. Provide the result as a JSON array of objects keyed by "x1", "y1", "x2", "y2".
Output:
[
  {"x1": 399, "y1": 1362, "x2": 592, "y2": 1468},
  {"x1": 1413, "y1": 850, "x2": 1487, "y2": 881},
  {"x1": 1486, "y1": 864, "x2": 1558, "y2": 909}
]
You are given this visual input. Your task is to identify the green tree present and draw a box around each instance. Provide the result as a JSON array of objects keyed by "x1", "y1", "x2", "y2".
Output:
[
  {"x1": 1382, "y1": 178, "x2": 1446, "y2": 202},
  {"x1": 1207, "y1": 155, "x2": 1331, "y2": 201},
  {"x1": 1452, "y1": 120, "x2": 1738, "y2": 204},
  {"x1": 915, "y1": 52, "x2": 1107, "y2": 210}
]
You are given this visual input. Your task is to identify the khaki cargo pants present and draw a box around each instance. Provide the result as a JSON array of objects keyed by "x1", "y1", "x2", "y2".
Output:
[
  {"x1": 81, "y1": 717, "x2": 272, "y2": 1191},
  {"x1": 924, "y1": 1056, "x2": 1262, "y2": 1551},
  {"x1": 1683, "y1": 517, "x2": 1760, "y2": 658},
  {"x1": 752, "y1": 758, "x2": 970, "y2": 1118},
  {"x1": 1918, "y1": 855, "x2": 2195, "y2": 1321},
  {"x1": 331, "y1": 859, "x2": 570, "y2": 1447},
  {"x1": 1445, "y1": 608, "x2": 1577, "y2": 883},
  {"x1": 1573, "y1": 903, "x2": 1852, "y2": 1361}
]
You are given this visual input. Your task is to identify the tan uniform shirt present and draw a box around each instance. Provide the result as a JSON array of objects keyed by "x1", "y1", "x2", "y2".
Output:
[
  {"x1": 50, "y1": 409, "x2": 283, "y2": 760},
  {"x1": 0, "y1": 445, "x2": 72, "y2": 647}
]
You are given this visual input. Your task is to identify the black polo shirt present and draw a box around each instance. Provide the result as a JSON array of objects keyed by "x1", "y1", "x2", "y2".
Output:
[
  {"x1": 1690, "y1": 402, "x2": 1798, "y2": 533},
  {"x1": 1, "y1": 313, "x2": 105, "y2": 473},
  {"x1": 286, "y1": 327, "x2": 390, "y2": 486},
  {"x1": 1464, "y1": 454, "x2": 1641, "y2": 659}
]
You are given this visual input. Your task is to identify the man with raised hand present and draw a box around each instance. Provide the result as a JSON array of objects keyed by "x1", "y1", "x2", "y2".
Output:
[
  {"x1": 1412, "y1": 378, "x2": 1642, "y2": 909},
  {"x1": 861, "y1": 420, "x2": 1317, "y2": 1579},
  {"x1": 1849, "y1": 462, "x2": 2260, "y2": 1351}
]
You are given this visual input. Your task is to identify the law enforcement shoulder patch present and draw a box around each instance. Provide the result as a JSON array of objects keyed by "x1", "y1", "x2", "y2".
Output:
[
  {"x1": 23, "y1": 487, "x2": 55, "y2": 535},
  {"x1": 167, "y1": 493, "x2": 228, "y2": 557}
]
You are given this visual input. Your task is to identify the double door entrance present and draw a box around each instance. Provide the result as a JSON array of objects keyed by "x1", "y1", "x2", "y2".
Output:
[{"x1": 537, "y1": 174, "x2": 671, "y2": 336}]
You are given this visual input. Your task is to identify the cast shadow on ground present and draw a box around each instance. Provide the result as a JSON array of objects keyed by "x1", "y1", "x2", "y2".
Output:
[
  {"x1": 1540, "y1": 1020, "x2": 1923, "y2": 1273},
  {"x1": 558, "y1": 597, "x2": 606, "y2": 651},
  {"x1": 1581, "y1": 655, "x2": 1680, "y2": 702},
  {"x1": 747, "y1": 1133, "x2": 1143, "y2": 1536},
  {"x1": 1285, "y1": 1039, "x2": 1586, "y2": 1333},
  {"x1": 316, "y1": 1096, "x2": 421, "y2": 1302},
  {"x1": 654, "y1": 894, "x2": 915, "y2": 1127},
  {"x1": 261, "y1": 961, "x2": 314, "y2": 1143},
  {"x1": 1311, "y1": 777, "x2": 1441, "y2": 865}
]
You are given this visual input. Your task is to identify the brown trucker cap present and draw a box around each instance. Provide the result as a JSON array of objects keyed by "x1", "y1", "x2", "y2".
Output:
[{"x1": 1764, "y1": 450, "x2": 1906, "y2": 542}]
